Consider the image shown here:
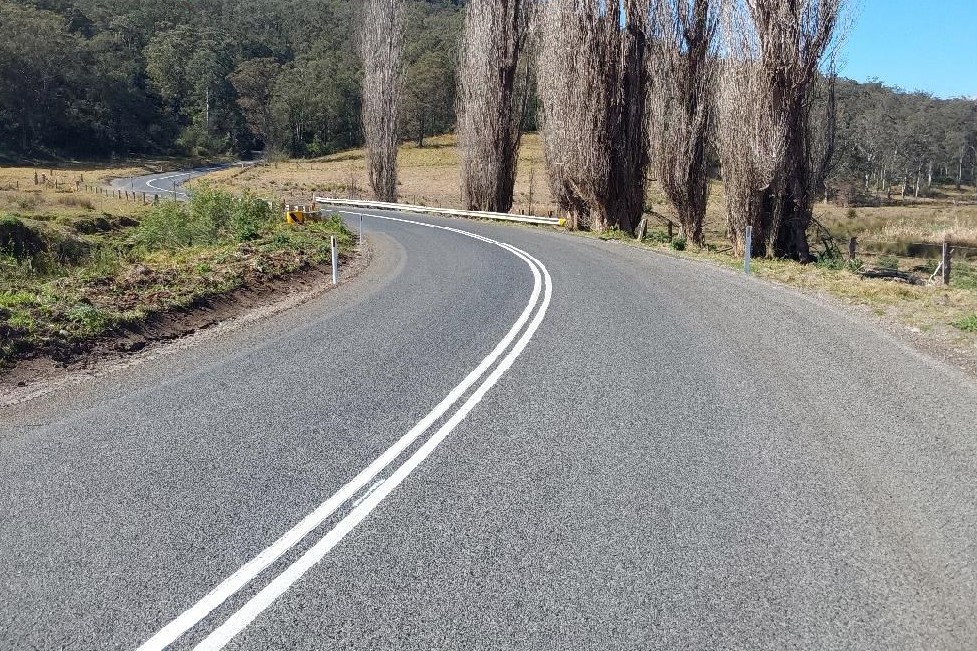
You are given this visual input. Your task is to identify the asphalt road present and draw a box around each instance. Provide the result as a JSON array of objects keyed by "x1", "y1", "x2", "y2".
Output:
[
  {"x1": 109, "y1": 165, "x2": 235, "y2": 200},
  {"x1": 2, "y1": 188, "x2": 976, "y2": 649}
]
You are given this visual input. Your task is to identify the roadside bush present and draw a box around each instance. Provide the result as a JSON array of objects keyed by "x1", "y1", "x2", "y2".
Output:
[
  {"x1": 133, "y1": 201, "x2": 197, "y2": 250},
  {"x1": 0, "y1": 215, "x2": 45, "y2": 258},
  {"x1": 671, "y1": 235, "x2": 687, "y2": 251},
  {"x1": 877, "y1": 255, "x2": 900, "y2": 270},
  {"x1": 134, "y1": 186, "x2": 277, "y2": 250},
  {"x1": 815, "y1": 252, "x2": 845, "y2": 270},
  {"x1": 232, "y1": 191, "x2": 276, "y2": 242},
  {"x1": 645, "y1": 229, "x2": 671, "y2": 244},
  {"x1": 953, "y1": 314, "x2": 977, "y2": 333},
  {"x1": 188, "y1": 184, "x2": 234, "y2": 241}
]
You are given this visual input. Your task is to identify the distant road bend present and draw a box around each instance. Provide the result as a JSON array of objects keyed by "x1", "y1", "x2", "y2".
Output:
[
  {"x1": 110, "y1": 164, "x2": 235, "y2": 200},
  {"x1": 2, "y1": 176, "x2": 976, "y2": 649}
]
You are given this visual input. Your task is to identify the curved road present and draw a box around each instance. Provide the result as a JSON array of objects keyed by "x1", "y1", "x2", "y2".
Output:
[
  {"x1": 110, "y1": 165, "x2": 235, "y2": 200},
  {"x1": 2, "y1": 188, "x2": 976, "y2": 649}
]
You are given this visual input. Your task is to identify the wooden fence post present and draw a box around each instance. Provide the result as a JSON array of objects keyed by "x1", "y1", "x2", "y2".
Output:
[{"x1": 848, "y1": 237, "x2": 857, "y2": 261}]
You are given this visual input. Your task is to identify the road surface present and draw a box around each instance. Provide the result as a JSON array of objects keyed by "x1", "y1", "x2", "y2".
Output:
[
  {"x1": 110, "y1": 165, "x2": 236, "y2": 201},
  {"x1": 2, "y1": 188, "x2": 976, "y2": 649}
]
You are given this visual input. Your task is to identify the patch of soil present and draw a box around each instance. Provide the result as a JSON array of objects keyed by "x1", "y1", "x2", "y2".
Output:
[{"x1": 1, "y1": 245, "x2": 372, "y2": 401}]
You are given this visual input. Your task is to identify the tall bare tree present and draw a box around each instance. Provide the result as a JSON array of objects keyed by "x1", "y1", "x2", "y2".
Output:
[
  {"x1": 537, "y1": 0, "x2": 649, "y2": 234},
  {"x1": 360, "y1": 0, "x2": 406, "y2": 202},
  {"x1": 647, "y1": 0, "x2": 717, "y2": 247},
  {"x1": 716, "y1": 0, "x2": 844, "y2": 260},
  {"x1": 457, "y1": 0, "x2": 537, "y2": 213}
]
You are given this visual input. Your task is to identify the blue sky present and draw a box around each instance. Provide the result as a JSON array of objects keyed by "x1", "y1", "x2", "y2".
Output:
[{"x1": 838, "y1": 0, "x2": 976, "y2": 98}]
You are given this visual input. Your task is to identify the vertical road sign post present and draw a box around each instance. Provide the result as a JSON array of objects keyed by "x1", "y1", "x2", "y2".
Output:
[
  {"x1": 331, "y1": 236, "x2": 339, "y2": 285},
  {"x1": 942, "y1": 239, "x2": 952, "y2": 285},
  {"x1": 744, "y1": 225, "x2": 753, "y2": 275}
]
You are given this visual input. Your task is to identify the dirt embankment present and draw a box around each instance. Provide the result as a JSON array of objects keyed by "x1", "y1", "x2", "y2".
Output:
[{"x1": 1, "y1": 244, "x2": 371, "y2": 401}]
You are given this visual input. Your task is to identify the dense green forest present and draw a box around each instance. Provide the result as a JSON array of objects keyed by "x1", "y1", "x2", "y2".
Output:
[
  {"x1": 0, "y1": 0, "x2": 462, "y2": 159},
  {"x1": 1, "y1": 0, "x2": 975, "y2": 195}
]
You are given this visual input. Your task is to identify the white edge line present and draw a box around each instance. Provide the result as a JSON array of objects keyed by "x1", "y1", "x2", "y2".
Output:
[
  {"x1": 192, "y1": 245, "x2": 553, "y2": 651},
  {"x1": 135, "y1": 211, "x2": 544, "y2": 651}
]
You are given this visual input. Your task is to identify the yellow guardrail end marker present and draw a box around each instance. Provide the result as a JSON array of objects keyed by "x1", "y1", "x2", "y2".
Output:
[{"x1": 558, "y1": 218, "x2": 566, "y2": 227}]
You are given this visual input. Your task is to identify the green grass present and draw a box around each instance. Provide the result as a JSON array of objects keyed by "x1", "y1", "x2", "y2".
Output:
[
  {"x1": 0, "y1": 187, "x2": 354, "y2": 367},
  {"x1": 950, "y1": 262, "x2": 977, "y2": 291},
  {"x1": 953, "y1": 314, "x2": 977, "y2": 333}
]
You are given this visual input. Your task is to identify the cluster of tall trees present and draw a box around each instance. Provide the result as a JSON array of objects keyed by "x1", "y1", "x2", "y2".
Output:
[
  {"x1": 0, "y1": 0, "x2": 462, "y2": 160},
  {"x1": 833, "y1": 79, "x2": 977, "y2": 201},
  {"x1": 3, "y1": 0, "x2": 975, "y2": 257},
  {"x1": 363, "y1": 0, "x2": 857, "y2": 258}
]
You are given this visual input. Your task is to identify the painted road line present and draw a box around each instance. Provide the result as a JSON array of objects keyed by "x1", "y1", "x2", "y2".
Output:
[
  {"x1": 192, "y1": 238, "x2": 553, "y2": 651},
  {"x1": 136, "y1": 213, "x2": 548, "y2": 651},
  {"x1": 145, "y1": 171, "x2": 191, "y2": 199},
  {"x1": 142, "y1": 166, "x2": 226, "y2": 198}
]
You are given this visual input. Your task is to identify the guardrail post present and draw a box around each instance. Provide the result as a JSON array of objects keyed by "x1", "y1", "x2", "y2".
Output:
[
  {"x1": 744, "y1": 226, "x2": 753, "y2": 275},
  {"x1": 331, "y1": 236, "x2": 339, "y2": 286}
]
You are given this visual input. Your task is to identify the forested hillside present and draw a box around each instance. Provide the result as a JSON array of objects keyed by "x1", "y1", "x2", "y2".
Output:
[
  {"x1": 0, "y1": 0, "x2": 462, "y2": 159},
  {"x1": 0, "y1": 0, "x2": 974, "y2": 200}
]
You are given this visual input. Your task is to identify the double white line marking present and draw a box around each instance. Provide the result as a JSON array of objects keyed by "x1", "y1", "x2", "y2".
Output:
[{"x1": 137, "y1": 212, "x2": 553, "y2": 650}]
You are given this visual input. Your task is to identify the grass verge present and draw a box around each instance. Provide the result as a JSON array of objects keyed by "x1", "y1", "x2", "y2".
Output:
[{"x1": 1, "y1": 182, "x2": 353, "y2": 368}]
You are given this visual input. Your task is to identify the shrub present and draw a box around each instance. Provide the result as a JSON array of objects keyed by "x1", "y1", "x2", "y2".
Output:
[
  {"x1": 188, "y1": 184, "x2": 234, "y2": 242},
  {"x1": 877, "y1": 255, "x2": 900, "y2": 271},
  {"x1": 134, "y1": 186, "x2": 277, "y2": 250},
  {"x1": 952, "y1": 314, "x2": 977, "y2": 333},
  {"x1": 133, "y1": 201, "x2": 196, "y2": 250},
  {"x1": 671, "y1": 235, "x2": 687, "y2": 251},
  {"x1": 66, "y1": 303, "x2": 111, "y2": 336},
  {"x1": 0, "y1": 215, "x2": 45, "y2": 258},
  {"x1": 646, "y1": 229, "x2": 671, "y2": 244},
  {"x1": 231, "y1": 191, "x2": 275, "y2": 242},
  {"x1": 815, "y1": 253, "x2": 845, "y2": 271}
]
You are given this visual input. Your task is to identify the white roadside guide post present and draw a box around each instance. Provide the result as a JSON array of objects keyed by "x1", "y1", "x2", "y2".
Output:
[
  {"x1": 331, "y1": 236, "x2": 339, "y2": 285},
  {"x1": 744, "y1": 225, "x2": 753, "y2": 275},
  {"x1": 359, "y1": 214, "x2": 363, "y2": 247}
]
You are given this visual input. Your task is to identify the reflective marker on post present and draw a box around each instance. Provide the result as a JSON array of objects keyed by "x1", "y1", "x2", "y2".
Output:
[
  {"x1": 331, "y1": 236, "x2": 338, "y2": 286},
  {"x1": 744, "y1": 225, "x2": 753, "y2": 275}
]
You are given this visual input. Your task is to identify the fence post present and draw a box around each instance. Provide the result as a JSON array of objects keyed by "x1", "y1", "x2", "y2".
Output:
[
  {"x1": 848, "y1": 237, "x2": 857, "y2": 262},
  {"x1": 744, "y1": 226, "x2": 753, "y2": 275},
  {"x1": 942, "y1": 239, "x2": 952, "y2": 285},
  {"x1": 331, "y1": 236, "x2": 339, "y2": 285}
]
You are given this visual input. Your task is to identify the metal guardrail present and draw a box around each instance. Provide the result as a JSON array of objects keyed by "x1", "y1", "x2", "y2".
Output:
[{"x1": 313, "y1": 196, "x2": 565, "y2": 227}]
